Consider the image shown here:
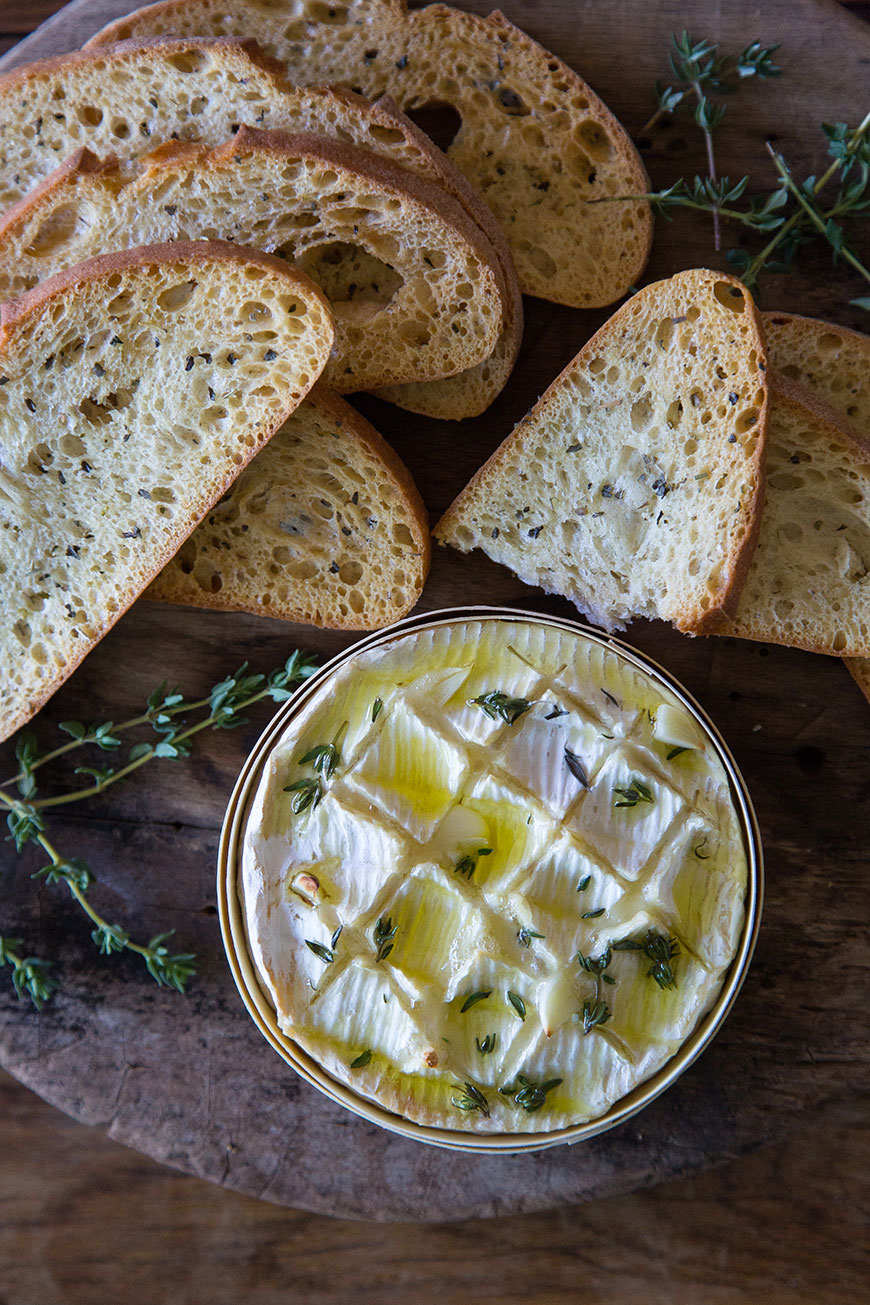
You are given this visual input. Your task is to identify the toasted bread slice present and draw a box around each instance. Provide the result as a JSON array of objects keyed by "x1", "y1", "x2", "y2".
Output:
[
  {"x1": 716, "y1": 376, "x2": 870, "y2": 655},
  {"x1": 0, "y1": 129, "x2": 507, "y2": 396},
  {"x1": 0, "y1": 241, "x2": 333, "y2": 742},
  {"x1": 435, "y1": 269, "x2": 768, "y2": 633},
  {"x1": 764, "y1": 312, "x2": 870, "y2": 430},
  {"x1": 717, "y1": 316, "x2": 870, "y2": 660},
  {"x1": 87, "y1": 0, "x2": 653, "y2": 308},
  {"x1": 148, "y1": 385, "x2": 429, "y2": 627},
  {"x1": 0, "y1": 35, "x2": 521, "y2": 418}
]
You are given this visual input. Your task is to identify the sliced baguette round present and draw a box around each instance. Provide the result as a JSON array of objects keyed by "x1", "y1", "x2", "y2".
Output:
[
  {"x1": 87, "y1": 0, "x2": 653, "y2": 308},
  {"x1": 0, "y1": 240, "x2": 334, "y2": 742},
  {"x1": 763, "y1": 312, "x2": 870, "y2": 677},
  {"x1": 0, "y1": 35, "x2": 521, "y2": 418},
  {"x1": 436, "y1": 269, "x2": 769, "y2": 634},
  {"x1": 764, "y1": 311, "x2": 870, "y2": 430},
  {"x1": 148, "y1": 384, "x2": 429, "y2": 628},
  {"x1": 0, "y1": 128, "x2": 508, "y2": 395}
]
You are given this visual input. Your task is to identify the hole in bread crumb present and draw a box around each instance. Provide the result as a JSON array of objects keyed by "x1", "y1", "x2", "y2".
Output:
[
  {"x1": 576, "y1": 119, "x2": 613, "y2": 160},
  {"x1": 157, "y1": 280, "x2": 197, "y2": 312},
  {"x1": 833, "y1": 632, "x2": 847, "y2": 652},
  {"x1": 713, "y1": 281, "x2": 746, "y2": 312},
  {"x1": 736, "y1": 407, "x2": 759, "y2": 433},
  {"x1": 295, "y1": 242, "x2": 403, "y2": 313},
  {"x1": 404, "y1": 101, "x2": 463, "y2": 151},
  {"x1": 78, "y1": 104, "x2": 103, "y2": 127},
  {"x1": 25, "y1": 204, "x2": 80, "y2": 258},
  {"x1": 168, "y1": 50, "x2": 208, "y2": 74}
]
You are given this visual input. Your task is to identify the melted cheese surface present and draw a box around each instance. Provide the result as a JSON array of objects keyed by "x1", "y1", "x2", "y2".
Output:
[{"x1": 242, "y1": 618, "x2": 748, "y2": 1132}]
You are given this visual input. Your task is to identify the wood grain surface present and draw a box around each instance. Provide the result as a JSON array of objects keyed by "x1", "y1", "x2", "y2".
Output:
[{"x1": 0, "y1": 0, "x2": 868, "y2": 1245}]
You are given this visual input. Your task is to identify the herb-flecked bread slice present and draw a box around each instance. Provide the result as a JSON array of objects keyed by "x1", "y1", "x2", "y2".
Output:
[
  {"x1": 715, "y1": 375, "x2": 870, "y2": 655},
  {"x1": 435, "y1": 269, "x2": 769, "y2": 634},
  {"x1": 0, "y1": 240, "x2": 334, "y2": 743},
  {"x1": 0, "y1": 35, "x2": 521, "y2": 418},
  {"x1": 148, "y1": 385, "x2": 429, "y2": 628},
  {"x1": 763, "y1": 312, "x2": 870, "y2": 680},
  {"x1": 87, "y1": 0, "x2": 653, "y2": 308},
  {"x1": 0, "y1": 129, "x2": 507, "y2": 397}
]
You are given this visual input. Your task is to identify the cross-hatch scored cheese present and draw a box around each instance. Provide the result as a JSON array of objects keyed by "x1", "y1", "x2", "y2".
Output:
[{"x1": 241, "y1": 618, "x2": 748, "y2": 1133}]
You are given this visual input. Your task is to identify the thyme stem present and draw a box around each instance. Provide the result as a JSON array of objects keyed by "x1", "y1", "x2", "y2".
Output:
[
  {"x1": 743, "y1": 107, "x2": 870, "y2": 285},
  {"x1": 765, "y1": 138, "x2": 870, "y2": 287}
]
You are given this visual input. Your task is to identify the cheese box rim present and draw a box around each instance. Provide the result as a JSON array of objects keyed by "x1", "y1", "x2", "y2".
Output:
[{"x1": 217, "y1": 606, "x2": 763, "y2": 1153}]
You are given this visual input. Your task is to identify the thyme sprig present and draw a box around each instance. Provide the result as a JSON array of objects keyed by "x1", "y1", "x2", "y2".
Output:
[
  {"x1": 0, "y1": 650, "x2": 318, "y2": 1006},
  {"x1": 451, "y1": 1080, "x2": 490, "y2": 1118},
  {"x1": 613, "y1": 777, "x2": 655, "y2": 809},
  {"x1": 613, "y1": 929, "x2": 680, "y2": 990},
  {"x1": 468, "y1": 690, "x2": 535, "y2": 725},
  {"x1": 582, "y1": 999, "x2": 612, "y2": 1035},
  {"x1": 501, "y1": 1074, "x2": 562, "y2": 1113},
  {"x1": 641, "y1": 31, "x2": 781, "y2": 247},
  {"x1": 373, "y1": 916, "x2": 397, "y2": 963},
  {"x1": 0, "y1": 935, "x2": 57, "y2": 1009}
]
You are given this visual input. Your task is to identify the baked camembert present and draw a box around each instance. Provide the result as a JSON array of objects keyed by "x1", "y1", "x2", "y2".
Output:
[{"x1": 242, "y1": 617, "x2": 748, "y2": 1133}]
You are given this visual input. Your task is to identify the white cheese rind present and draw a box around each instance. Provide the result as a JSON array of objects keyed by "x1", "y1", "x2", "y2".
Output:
[{"x1": 241, "y1": 619, "x2": 749, "y2": 1132}]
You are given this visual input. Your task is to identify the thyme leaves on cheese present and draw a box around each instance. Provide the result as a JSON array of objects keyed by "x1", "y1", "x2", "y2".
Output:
[
  {"x1": 451, "y1": 1080, "x2": 490, "y2": 1119},
  {"x1": 582, "y1": 999, "x2": 612, "y2": 1035},
  {"x1": 576, "y1": 874, "x2": 592, "y2": 893},
  {"x1": 507, "y1": 990, "x2": 527, "y2": 1021},
  {"x1": 468, "y1": 690, "x2": 535, "y2": 725},
  {"x1": 0, "y1": 650, "x2": 318, "y2": 1006},
  {"x1": 564, "y1": 748, "x2": 590, "y2": 788},
  {"x1": 613, "y1": 929, "x2": 680, "y2": 989},
  {"x1": 288, "y1": 724, "x2": 345, "y2": 811},
  {"x1": 476, "y1": 1033, "x2": 497, "y2": 1055},
  {"x1": 460, "y1": 989, "x2": 491, "y2": 1013},
  {"x1": 373, "y1": 916, "x2": 397, "y2": 963},
  {"x1": 350, "y1": 1049, "x2": 372, "y2": 1069},
  {"x1": 501, "y1": 1074, "x2": 563, "y2": 1113},
  {"x1": 284, "y1": 776, "x2": 322, "y2": 813},
  {"x1": 371, "y1": 698, "x2": 383, "y2": 723},
  {"x1": 581, "y1": 907, "x2": 606, "y2": 920},
  {"x1": 298, "y1": 741, "x2": 341, "y2": 781},
  {"x1": 517, "y1": 925, "x2": 544, "y2": 948},
  {"x1": 305, "y1": 939, "x2": 336, "y2": 964},
  {"x1": 454, "y1": 847, "x2": 492, "y2": 880},
  {"x1": 613, "y1": 778, "x2": 655, "y2": 809}
]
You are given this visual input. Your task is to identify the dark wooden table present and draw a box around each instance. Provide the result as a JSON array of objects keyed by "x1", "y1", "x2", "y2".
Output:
[{"x1": 0, "y1": 0, "x2": 868, "y2": 1293}]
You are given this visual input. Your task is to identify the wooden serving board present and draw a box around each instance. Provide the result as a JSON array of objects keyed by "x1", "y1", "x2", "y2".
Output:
[{"x1": 0, "y1": 0, "x2": 868, "y2": 1222}]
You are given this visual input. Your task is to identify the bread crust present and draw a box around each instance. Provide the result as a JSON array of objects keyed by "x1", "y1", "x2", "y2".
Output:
[
  {"x1": 714, "y1": 373, "x2": 870, "y2": 656},
  {"x1": 0, "y1": 240, "x2": 334, "y2": 740},
  {"x1": 85, "y1": 1, "x2": 652, "y2": 308},
  {"x1": 436, "y1": 269, "x2": 769, "y2": 635},
  {"x1": 148, "y1": 383, "x2": 431, "y2": 627},
  {"x1": 0, "y1": 125, "x2": 512, "y2": 393}
]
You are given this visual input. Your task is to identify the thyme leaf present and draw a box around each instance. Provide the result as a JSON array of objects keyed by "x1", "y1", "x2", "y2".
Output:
[
  {"x1": 298, "y1": 742, "x2": 340, "y2": 780},
  {"x1": 507, "y1": 990, "x2": 527, "y2": 1021},
  {"x1": 508, "y1": 1074, "x2": 563, "y2": 1113},
  {"x1": 373, "y1": 916, "x2": 397, "y2": 963},
  {"x1": 468, "y1": 690, "x2": 535, "y2": 725},
  {"x1": 476, "y1": 1033, "x2": 496, "y2": 1055},
  {"x1": 564, "y1": 748, "x2": 589, "y2": 788},
  {"x1": 350, "y1": 1049, "x2": 372, "y2": 1069},
  {"x1": 460, "y1": 988, "x2": 491, "y2": 1013},
  {"x1": 283, "y1": 776, "x2": 322, "y2": 813},
  {"x1": 371, "y1": 697, "x2": 383, "y2": 722},
  {"x1": 613, "y1": 777, "x2": 654, "y2": 808},
  {"x1": 577, "y1": 945, "x2": 612, "y2": 976},
  {"x1": 305, "y1": 939, "x2": 335, "y2": 964},
  {"x1": 612, "y1": 929, "x2": 680, "y2": 989},
  {"x1": 576, "y1": 874, "x2": 592, "y2": 893},
  {"x1": 582, "y1": 999, "x2": 612, "y2": 1034},
  {"x1": 451, "y1": 1080, "x2": 490, "y2": 1118},
  {"x1": 517, "y1": 926, "x2": 544, "y2": 948}
]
